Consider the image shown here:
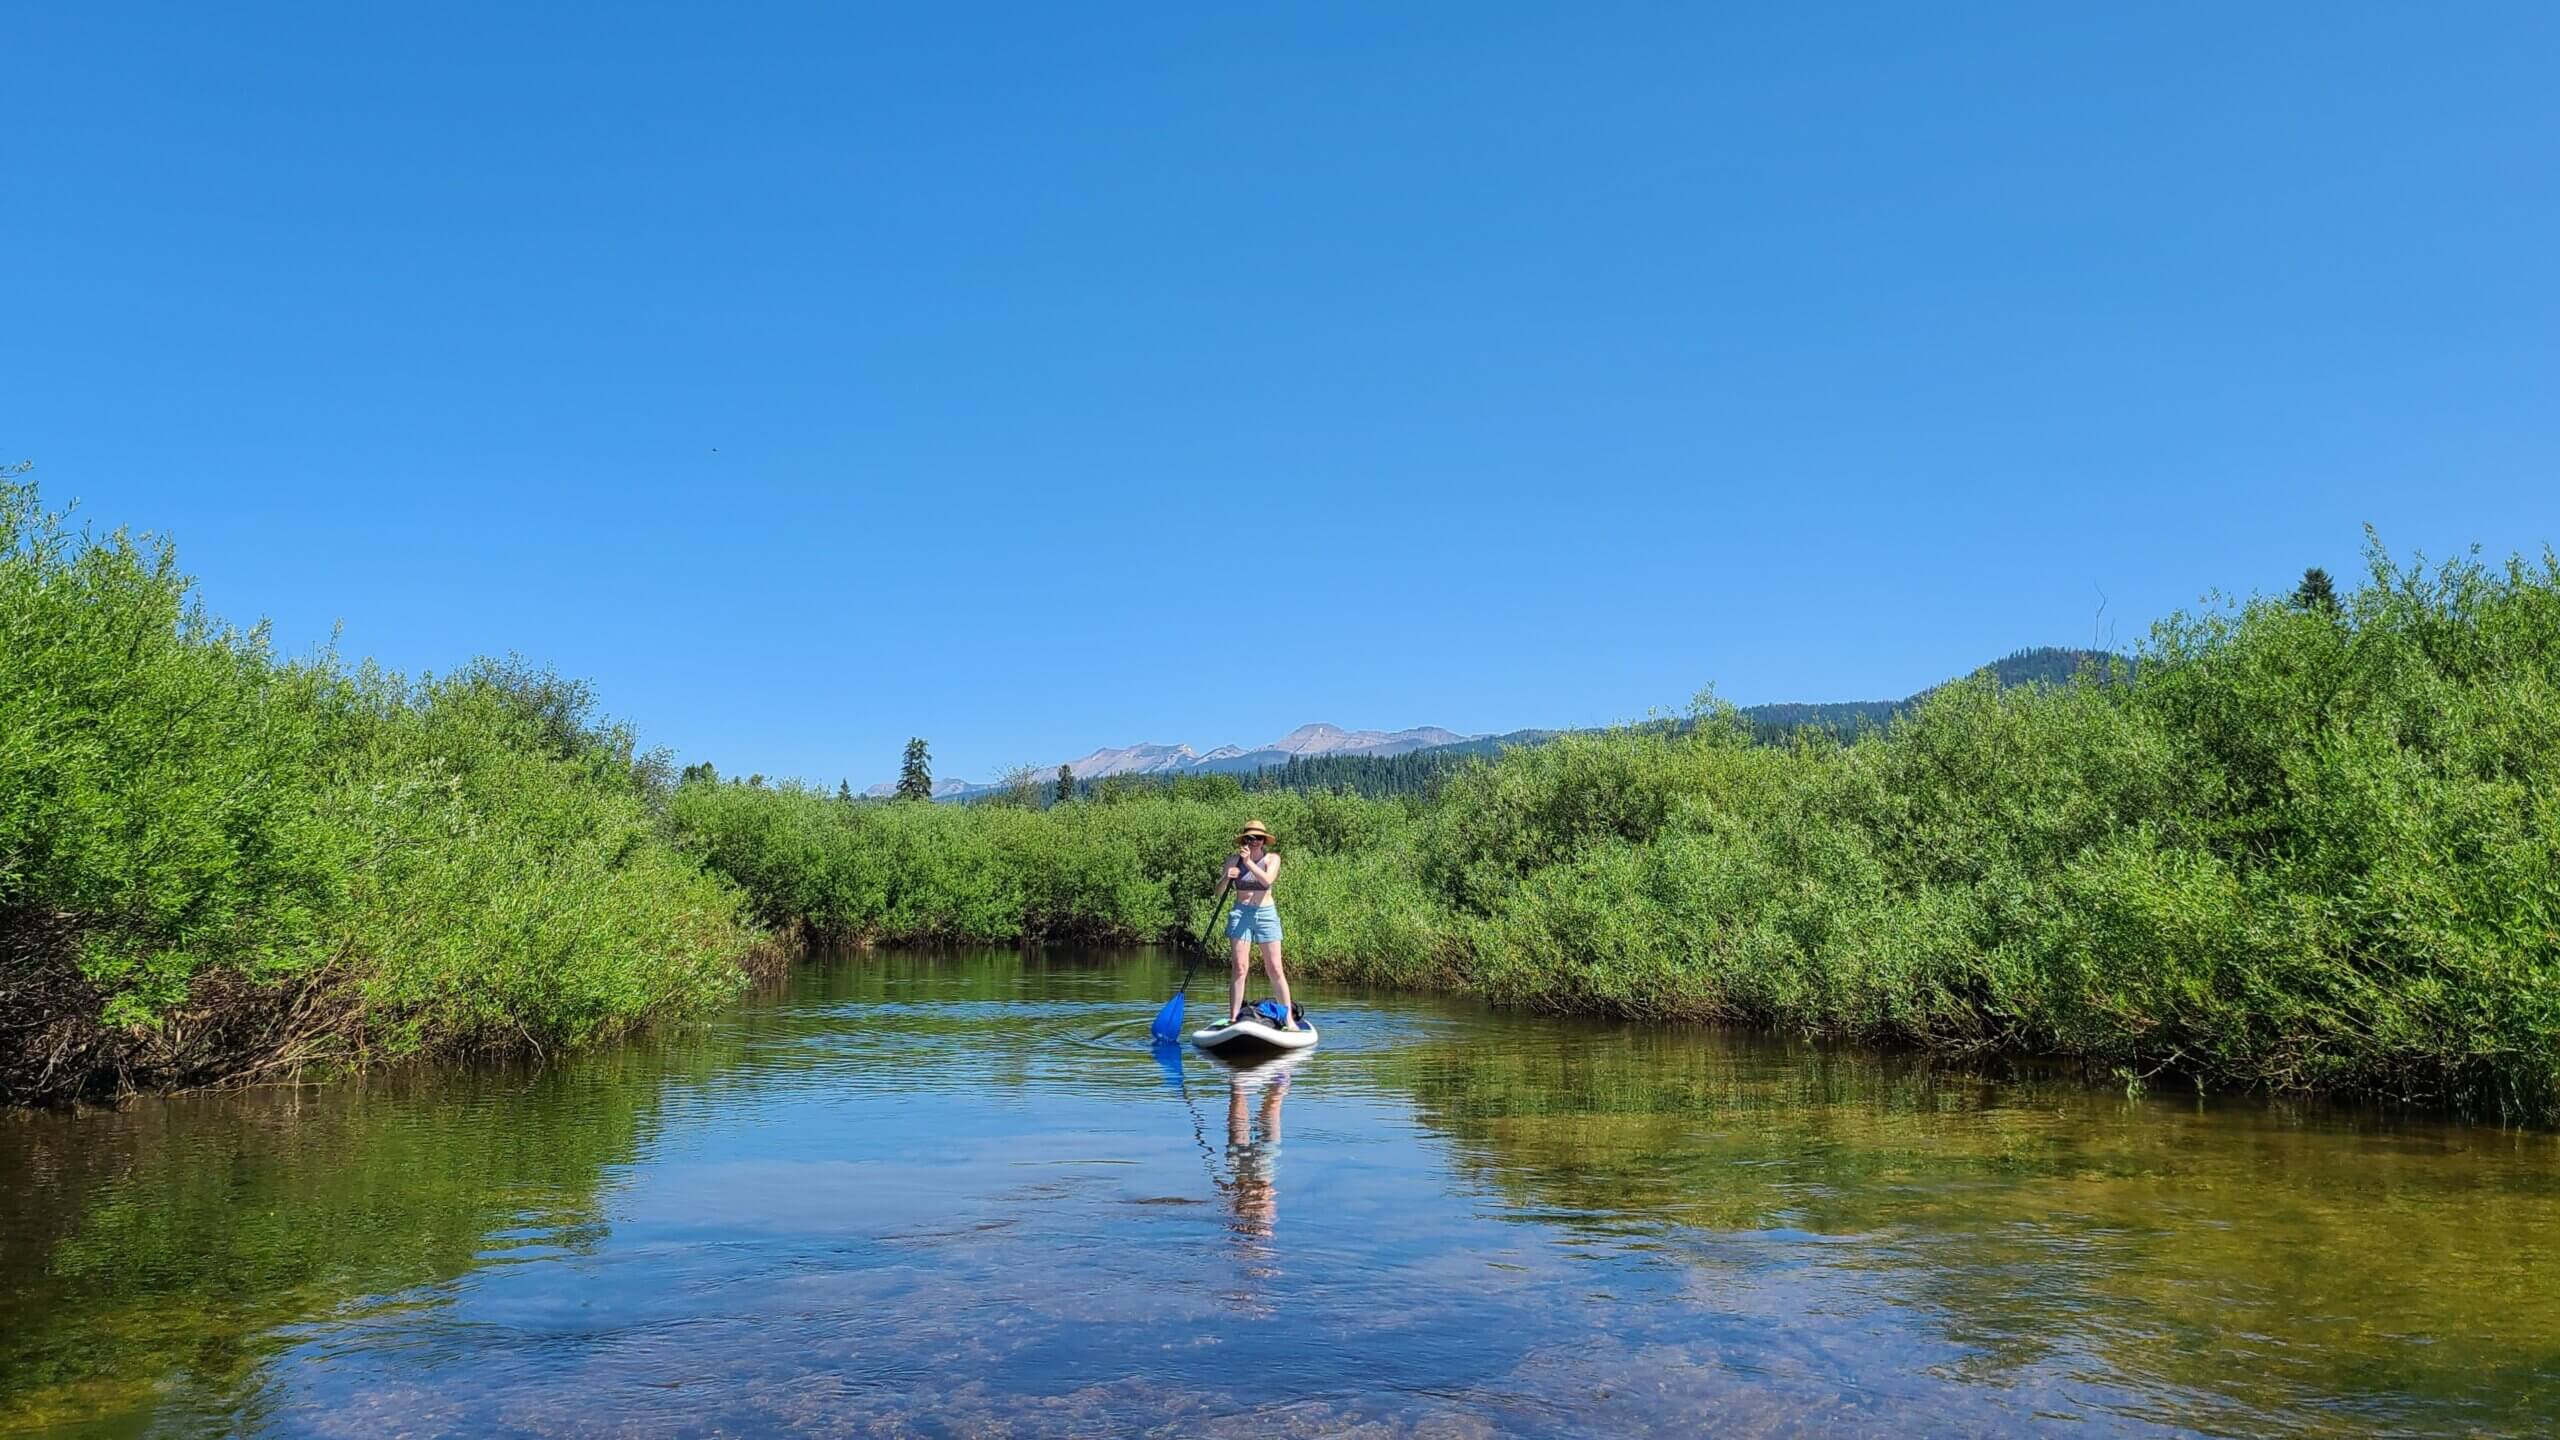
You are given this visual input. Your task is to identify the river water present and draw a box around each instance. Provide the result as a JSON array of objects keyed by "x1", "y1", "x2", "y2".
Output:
[{"x1": 3, "y1": 949, "x2": 2554, "y2": 1437}]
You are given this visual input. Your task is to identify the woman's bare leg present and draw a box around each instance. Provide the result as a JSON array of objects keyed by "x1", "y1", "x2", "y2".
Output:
[
  {"x1": 1262, "y1": 940, "x2": 1296, "y2": 1027},
  {"x1": 1228, "y1": 935, "x2": 1252, "y2": 1021}
]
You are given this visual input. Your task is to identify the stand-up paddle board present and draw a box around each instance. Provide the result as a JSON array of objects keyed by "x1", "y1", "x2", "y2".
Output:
[{"x1": 1191, "y1": 1012, "x2": 1320, "y2": 1058}]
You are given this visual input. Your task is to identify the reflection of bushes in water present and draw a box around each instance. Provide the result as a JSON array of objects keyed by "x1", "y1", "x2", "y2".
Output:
[
  {"x1": 1368, "y1": 1026, "x2": 2560, "y2": 1435},
  {"x1": 1373, "y1": 1026, "x2": 2014, "y2": 1228},
  {"x1": 675, "y1": 542, "x2": 2560, "y2": 1124},
  {"x1": 0, "y1": 1051, "x2": 680, "y2": 1432},
  {"x1": 0, "y1": 477, "x2": 763, "y2": 1102}
]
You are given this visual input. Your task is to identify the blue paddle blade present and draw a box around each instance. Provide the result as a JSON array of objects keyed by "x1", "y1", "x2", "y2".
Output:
[{"x1": 1150, "y1": 991, "x2": 1185, "y2": 1043}]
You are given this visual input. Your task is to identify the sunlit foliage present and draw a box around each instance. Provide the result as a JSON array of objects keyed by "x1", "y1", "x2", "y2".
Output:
[{"x1": 0, "y1": 476, "x2": 759, "y2": 1100}]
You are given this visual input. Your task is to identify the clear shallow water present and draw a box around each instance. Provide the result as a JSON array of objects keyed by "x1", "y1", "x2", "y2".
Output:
[{"x1": 3, "y1": 949, "x2": 2555, "y2": 1438}]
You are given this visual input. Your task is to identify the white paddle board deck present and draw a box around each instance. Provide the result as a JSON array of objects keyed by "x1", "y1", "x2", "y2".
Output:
[{"x1": 1190, "y1": 1017, "x2": 1320, "y2": 1056}]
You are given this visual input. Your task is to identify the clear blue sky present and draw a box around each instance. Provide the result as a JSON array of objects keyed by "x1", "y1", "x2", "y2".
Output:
[{"x1": 10, "y1": 3, "x2": 2555, "y2": 787}]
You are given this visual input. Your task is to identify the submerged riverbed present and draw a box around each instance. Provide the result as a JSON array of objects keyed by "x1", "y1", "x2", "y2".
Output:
[{"x1": 3, "y1": 949, "x2": 2555, "y2": 1437}]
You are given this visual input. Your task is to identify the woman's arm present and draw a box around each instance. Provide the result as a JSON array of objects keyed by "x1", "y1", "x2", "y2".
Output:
[{"x1": 1240, "y1": 852, "x2": 1278, "y2": 886}]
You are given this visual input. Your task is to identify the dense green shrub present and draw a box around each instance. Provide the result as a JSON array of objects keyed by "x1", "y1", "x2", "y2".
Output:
[
  {"x1": 0, "y1": 478, "x2": 760, "y2": 1100},
  {"x1": 667, "y1": 783, "x2": 1243, "y2": 944}
]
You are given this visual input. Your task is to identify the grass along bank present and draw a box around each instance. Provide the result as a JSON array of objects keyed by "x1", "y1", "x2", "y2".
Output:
[
  {"x1": 1, "y1": 476, "x2": 764, "y2": 1103},
  {"x1": 670, "y1": 542, "x2": 2560, "y2": 1125}
]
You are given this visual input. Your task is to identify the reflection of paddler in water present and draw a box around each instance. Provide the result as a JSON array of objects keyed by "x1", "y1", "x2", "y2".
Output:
[{"x1": 1220, "y1": 1059, "x2": 1293, "y2": 1248}]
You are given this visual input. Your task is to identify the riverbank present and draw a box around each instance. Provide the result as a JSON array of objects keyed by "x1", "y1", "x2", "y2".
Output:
[
  {"x1": 671, "y1": 544, "x2": 2560, "y2": 1125},
  {"x1": 1, "y1": 478, "x2": 768, "y2": 1103}
]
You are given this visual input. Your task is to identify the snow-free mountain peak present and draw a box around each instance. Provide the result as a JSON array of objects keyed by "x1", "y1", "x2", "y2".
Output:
[
  {"x1": 1058, "y1": 742, "x2": 1199, "y2": 780},
  {"x1": 1268, "y1": 723, "x2": 1466, "y2": 758}
]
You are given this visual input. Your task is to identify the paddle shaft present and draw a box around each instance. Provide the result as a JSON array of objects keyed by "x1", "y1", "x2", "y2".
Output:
[{"x1": 1178, "y1": 875, "x2": 1236, "y2": 999}]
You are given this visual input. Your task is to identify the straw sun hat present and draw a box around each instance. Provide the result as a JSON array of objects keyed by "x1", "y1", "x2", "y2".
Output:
[{"x1": 1235, "y1": 820, "x2": 1276, "y2": 847}]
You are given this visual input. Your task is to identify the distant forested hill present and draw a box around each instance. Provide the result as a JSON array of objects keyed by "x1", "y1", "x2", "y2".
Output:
[
  {"x1": 1976, "y1": 646, "x2": 2121, "y2": 688},
  {"x1": 1739, "y1": 647, "x2": 2123, "y2": 744},
  {"x1": 1228, "y1": 647, "x2": 2123, "y2": 800}
]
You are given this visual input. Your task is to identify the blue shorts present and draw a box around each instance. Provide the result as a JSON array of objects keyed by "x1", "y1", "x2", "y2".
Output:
[{"x1": 1226, "y1": 903, "x2": 1283, "y2": 944}]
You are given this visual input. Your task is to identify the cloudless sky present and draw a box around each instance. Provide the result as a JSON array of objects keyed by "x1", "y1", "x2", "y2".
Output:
[{"x1": 9, "y1": 3, "x2": 2556, "y2": 786}]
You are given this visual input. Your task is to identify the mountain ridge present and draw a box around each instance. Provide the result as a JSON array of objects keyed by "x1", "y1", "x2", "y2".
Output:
[
  {"x1": 862, "y1": 723, "x2": 1480, "y2": 796},
  {"x1": 864, "y1": 648, "x2": 2120, "y2": 797}
]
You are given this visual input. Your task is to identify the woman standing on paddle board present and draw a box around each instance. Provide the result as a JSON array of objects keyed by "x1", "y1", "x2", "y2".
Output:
[{"x1": 1224, "y1": 821, "x2": 1301, "y2": 1029}]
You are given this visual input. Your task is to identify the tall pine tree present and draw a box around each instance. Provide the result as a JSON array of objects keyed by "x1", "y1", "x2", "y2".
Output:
[
  {"x1": 2292, "y1": 566, "x2": 2342, "y2": 615},
  {"x1": 896, "y1": 737, "x2": 933, "y2": 802},
  {"x1": 1054, "y1": 764, "x2": 1075, "y2": 806}
]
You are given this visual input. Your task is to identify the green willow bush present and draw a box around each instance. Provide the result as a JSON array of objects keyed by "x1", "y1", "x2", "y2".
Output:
[
  {"x1": 1, "y1": 479, "x2": 759, "y2": 1101},
  {"x1": 668, "y1": 541, "x2": 2560, "y2": 1123},
  {"x1": 668, "y1": 782, "x2": 1275, "y2": 945}
]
